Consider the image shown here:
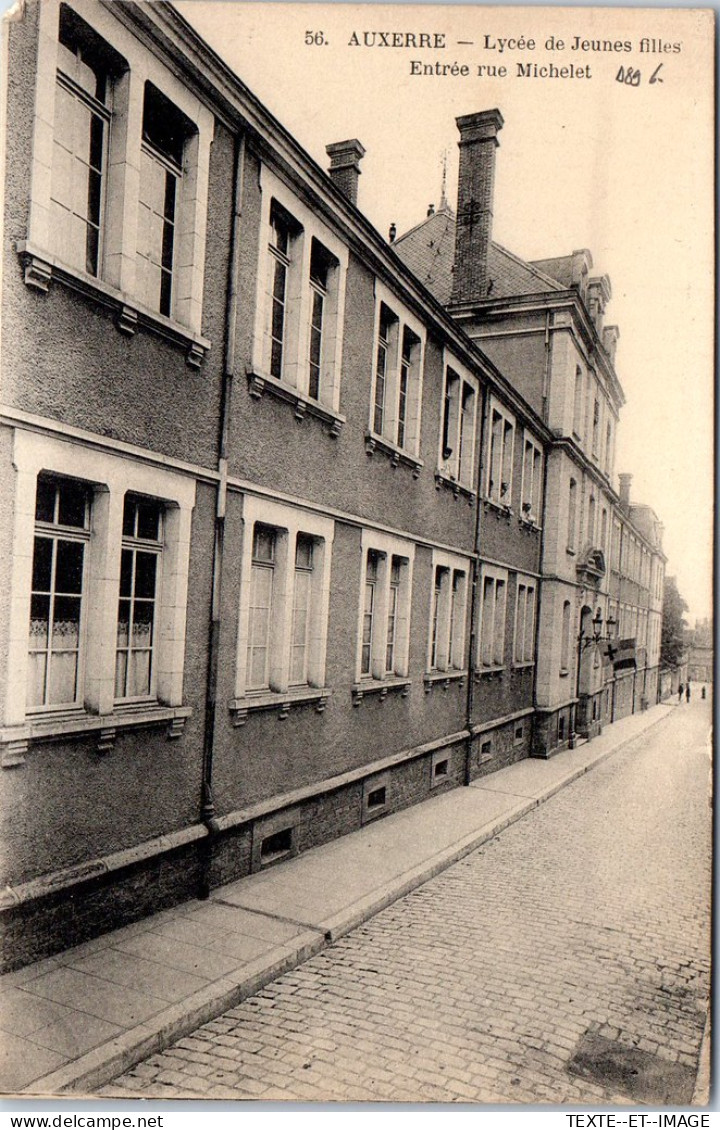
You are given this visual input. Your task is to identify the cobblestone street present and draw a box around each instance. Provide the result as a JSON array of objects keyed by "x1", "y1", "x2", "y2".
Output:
[{"x1": 105, "y1": 701, "x2": 711, "y2": 1104}]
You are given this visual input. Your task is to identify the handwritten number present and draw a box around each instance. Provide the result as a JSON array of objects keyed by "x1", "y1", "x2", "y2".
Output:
[
  {"x1": 616, "y1": 65, "x2": 642, "y2": 87},
  {"x1": 650, "y1": 63, "x2": 664, "y2": 84}
]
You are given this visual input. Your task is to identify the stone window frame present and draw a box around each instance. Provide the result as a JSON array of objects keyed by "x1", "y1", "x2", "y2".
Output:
[
  {"x1": 477, "y1": 565, "x2": 508, "y2": 673},
  {"x1": 519, "y1": 429, "x2": 543, "y2": 526},
  {"x1": 437, "y1": 352, "x2": 479, "y2": 495},
  {"x1": 1, "y1": 428, "x2": 196, "y2": 766},
  {"x1": 513, "y1": 575, "x2": 537, "y2": 668},
  {"x1": 249, "y1": 166, "x2": 348, "y2": 433},
  {"x1": 425, "y1": 549, "x2": 470, "y2": 682},
  {"x1": 485, "y1": 396, "x2": 516, "y2": 509},
  {"x1": 353, "y1": 529, "x2": 414, "y2": 700},
  {"x1": 365, "y1": 282, "x2": 426, "y2": 472},
  {"x1": 567, "y1": 476, "x2": 578, "y2": 553},
  {"x1": 230, "y1": 496, "x2": 334, "y2": 725},
  {"x1": 19, "y1": 0, "x2": 213, "y2": 367}
]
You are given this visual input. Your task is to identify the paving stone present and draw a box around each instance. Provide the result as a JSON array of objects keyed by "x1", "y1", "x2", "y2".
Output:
[{"x1": 106, "y1": 704, "x2": 710, "y2": 1103}]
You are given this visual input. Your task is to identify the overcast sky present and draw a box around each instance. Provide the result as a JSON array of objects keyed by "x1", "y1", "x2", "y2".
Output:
[{"x1": 109, "y1": 3, "x2": 720, "y2": 623}]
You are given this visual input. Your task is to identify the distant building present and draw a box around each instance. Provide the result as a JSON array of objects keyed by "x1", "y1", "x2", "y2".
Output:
[
  {"x1": 687, "y1": 619, "x2": 713, "y2": 683},
  {"x1": 0, "y1": 0, "x2": 666, "y2": 972}
]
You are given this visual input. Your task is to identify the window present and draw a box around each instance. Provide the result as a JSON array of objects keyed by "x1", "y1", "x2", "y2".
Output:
[
  {"x1": 514, "y1": 578, "x2": 536, "y2": 665},
  {"x1": 573, "y1": 367, "x2": 584, "y2": 438},
  {"x1": 592, "y1": 398, "x2": 600, "y2": 455},
  {"x1": 247, "y1": 526, "x2": 277, "y2": 691},
  {"x1": 478, "y1": 568, "x2": 507, "y2": 669},
  {"x1": 439, "y1": 358, "x2": 478, "y2": 488},
  {"x1": 115, "y1": 496, "x2": 163, "y2": 700},
  {"x1": 252, "y1": 169, "x2": 348, "y2": 417},
  {"x1": 369, "y1": 289, "x2": 424, "y2": 458},
  {"x1": 356, "y1": 531, "x2": 414, "y2": 684},
  {"x1": 600, "y1": 508, "x2": 608, "y2": 556},
  {"x1": 560, "y1": 600, "x2": 572, "y2": 673},
  {"x1": 605, "y1": 421, "x2": 613, "y2": 475},
  {"x1": 27, "y1": 476, "x2": 90, "y2": 709},
  {"x1": 24, "y1": 2, "x2": 213, "y2": 356},
  {"x1": 520, "y1": 433, "x2": 543, "y2": 522},
  {"x1": 308, "y1": 240, "x2": 334, "y2": 401},
  {"x1": 487, "y1": 401, "x2": 515, "y2": 505},
  {"x1": 4, "y1": 431, "x2": 195, "y2": 760},
  {"x1": 568, "y1": 478, "x2": 577, "y2": 551},
  {"x1": 588, "y1": 495, "x2": 596, "y2": 545},
  {"x1": 428, "y1": 553, "x2": 469, "y2": 673},
  {"x1": 136, "y1": 84, "x2": 194, "y2": 319},
  {"x1": 234, "y1": 498, "x2": 334, "y2": 712},
  {"x1": 291, "y1": 535, "x2": 315, "y2": 685},
  {"x1": 51, "y1": 9, "x2": 119, "y2": 277},
  {"x1": 265, "y1": 203, "x2": 298, "y2": 382}
]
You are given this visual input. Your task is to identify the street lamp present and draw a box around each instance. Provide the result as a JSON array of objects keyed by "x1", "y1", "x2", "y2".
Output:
[{"x1": 572, "y1": 608, "x2": 617, "y2": 745}]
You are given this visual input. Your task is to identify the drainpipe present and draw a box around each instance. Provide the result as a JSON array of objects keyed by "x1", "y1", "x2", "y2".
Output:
[
  {"x1": 530, "y1": 438, "x2": 550, "y2": 755},
  {"x1": 199, "y1": 131, "x2": 245, "y2": 898},
  {"x1": 464, "y1": 385, "x2": 489, "y2": 785},
  {"x1": 541, "y1": 310, "x2": 552, "y2": 424}
]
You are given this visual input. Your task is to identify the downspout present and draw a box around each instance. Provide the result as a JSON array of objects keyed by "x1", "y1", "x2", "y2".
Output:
[
  {"x1": 199, "y1": 131, "x2": 245, "y2": 898},
  {"x1": 531, "y1": 440, "x2": 550, "y2": 755},
  {"x1": 541, "y1": 310, "x2": 552, "y2": 424},
  {"x1": 464, "y1": 385, "x2": 489, "y2": 785}
]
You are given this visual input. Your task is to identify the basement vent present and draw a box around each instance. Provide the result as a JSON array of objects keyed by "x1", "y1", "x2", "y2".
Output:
[
  {"x1": 260, "y1": 827, "x2": 293, "y2": 862},
  {"x1": 434, "y1": 758, "x2": 449, "y2": 779},
  {"x1": 367, "y1": 786, "x2": 386, "y2": 810}
]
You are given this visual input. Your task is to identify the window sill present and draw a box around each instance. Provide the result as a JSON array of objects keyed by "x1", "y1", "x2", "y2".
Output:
[
  {"x1": 559, "y1": 668, "x2": 570, "y2": 678},
  {"x1": 229, "y1": 686, "x2": 331, "y2": 727},
  {"x1": 475, "y1": 666, "x2": 505, "y2": 679},
  {"x1": 0, "y1": 704, "x2": 192, "y2": 766},
  {"x1": 566, "y1": 547, "x2": 577, "y2": 557},
  {"x1": 519, "y1": 514, "x2": 541, "y2": 531},
  {"x1": 352, "y1": 677, "x2": 411, "y2": 705},
  {"x1": 16, "y1": 242, "x2": 211, "y2": 368},
  {"x1": 483, "y1": 497, "x2": 514, "y2": 518},
  {"x1": 511, "y1": 662, "x2": 535, "y2": 672},
  {"x1": 424, "y1": 670, "x2": 467, "y2": 692},
  {"x1": 434, "y1": 470, "x2": 476, "y2": 504},
  {"x1": 365, "y1": 432, "x2": 423, "y2": 476},
  {"x1": 247, "y1": 369, "x2": 345, "y2": 436}
]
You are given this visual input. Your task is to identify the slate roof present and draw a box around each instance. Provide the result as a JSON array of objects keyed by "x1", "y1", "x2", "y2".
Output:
[{"x1": 393, "y1": 209, "x2": 566, "y2": 304}]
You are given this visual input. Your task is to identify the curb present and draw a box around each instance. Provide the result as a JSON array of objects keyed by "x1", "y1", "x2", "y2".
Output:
[
  {"x1": 691, "y1": 1007, "x2": 712, "y2": 1106},
  {"x1": 27, "y1": 706, "x2": 674, "y2": 1095}
]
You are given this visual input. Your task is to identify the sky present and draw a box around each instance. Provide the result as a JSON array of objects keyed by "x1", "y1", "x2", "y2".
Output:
[{"x1": 139, "y1": 4, "x2": 716, "y2": 624}]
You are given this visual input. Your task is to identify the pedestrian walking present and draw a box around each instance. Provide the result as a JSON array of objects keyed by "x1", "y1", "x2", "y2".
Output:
[
  {"x1": 678, "y1": 683, "x2": 684, "y2": 702},
  {"x1": 686, "y1": 682, "x2": 691, "y2": 703}
]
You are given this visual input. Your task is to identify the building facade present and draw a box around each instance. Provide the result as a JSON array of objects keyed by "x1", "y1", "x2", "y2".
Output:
[{"x1": 0, "y1": 0, "x2": 665, "y2": 971}]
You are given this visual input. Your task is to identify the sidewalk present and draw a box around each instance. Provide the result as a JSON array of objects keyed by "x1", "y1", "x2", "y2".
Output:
[{"x1": 1, "y1": 704, "x2": 675, "y2": 1097}]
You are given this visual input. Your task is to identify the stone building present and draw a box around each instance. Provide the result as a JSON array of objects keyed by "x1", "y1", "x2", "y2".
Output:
[
  {"x1": 394, "y1": 110, "x2": 665, "y2": 756},
  {"x1": 0, "y1": 0, "x2": 665, "y2": 971}
]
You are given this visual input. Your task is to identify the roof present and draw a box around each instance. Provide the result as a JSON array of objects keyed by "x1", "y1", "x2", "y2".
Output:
[{"x1": 393, "y1": 210, "x2": 564, "y2": 304}]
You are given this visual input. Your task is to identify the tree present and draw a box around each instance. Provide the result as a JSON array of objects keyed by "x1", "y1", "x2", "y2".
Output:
[{"x1": 661, "y1": 576, "x2": 688, "y2": 668}]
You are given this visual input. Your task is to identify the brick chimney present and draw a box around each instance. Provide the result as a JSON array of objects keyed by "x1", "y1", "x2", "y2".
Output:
[
  {"x1": 603, "y1": 324, "x2": 620, "y2": 364},
  {"x1": 451, "y1": 109, "x2": 504, "y2": 304},
  {"x1": 587, "y1": 275, "x2": 612, "y2": 335},
  {"x1": 326, "y1": 139, "x2": 365, "y2": 207},
  {"x1": 619, "y1": 473, "x2": 632, "y2": 512}
]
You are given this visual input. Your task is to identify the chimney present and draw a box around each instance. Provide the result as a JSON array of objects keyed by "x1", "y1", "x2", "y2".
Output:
[
  {"x1": 603, "y1": 324, "x2": 620, "y2": 364},
  {"x1": 586, "y1": 275, "x2": 612, "y2": 335},
  {"x1": 326, "y1": 139, "x2": 365, "y2": 207},
  {"x1": 570, "y1": 249, "x2": 593, "y2": 298},
  {"x1": 619, "y1": 473, "x2": 632, "y2": 511},
  {"x1": 451, "y1": 109, "x2": 504, "y2": 304}
]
